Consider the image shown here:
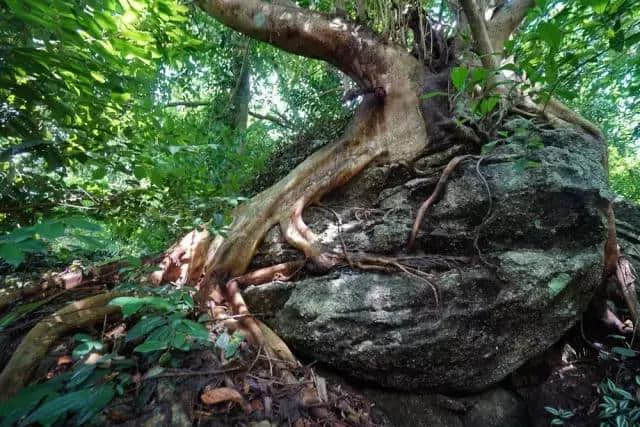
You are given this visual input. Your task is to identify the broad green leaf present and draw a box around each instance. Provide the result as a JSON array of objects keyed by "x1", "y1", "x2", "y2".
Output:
[
  {"x1": 172, "y1": 332, "x2": 190, "y2": 351},
  {"x1": 60, "y1": 217, "x2": 102, "y2": 232},
  {"x1": 450, "y1": 67, "x2": 469, "y2": 91},
  {"x1": 584, "y1": 0, "x2": 608, "y2": 13},
  {"x1": 109, "y1": 296, "x2": 172, "y2": 317},
  {"x1": 24, "y1": 389, "x2": 88, "y2": 424},
  {"x1": 173, "y1": 319, "x2": 210, "y2": 341},
  {"x1": 479, "y1": 96, "x2": 499, "y2": 116},
  {"x1": 0, "y1": 244, "x2": 25, "y2": 267},
  {"x1": 471, "y1": 67, "x2": 489, "y2": 84},
  {"x1": 66, "y1": 364, "x2": 97, "y2": 389},
  {"x1": 611, "y1": 347, "x2": 637, "y2": 358},
  {"x1": 0, "y1": 377, "x2": 68, "y2": 426},
  {"x1": 134, "y1": 339, "x2": 169, "y2": 353},
  {"x1": 75, "y1": 384, "x2": 115, "y2": 424},
  {"x1": 538, "y1": 22, "x2": 563, "y2": 50},
  {"x1": 89, "y1": 72, "x2": 106, "y2": 83},
  {"x1": 127, "y1": 316, "x2": 168, "y2": 341},
  {"x1": 34, "y1": 221, "x2": 66, "y2": 240}
]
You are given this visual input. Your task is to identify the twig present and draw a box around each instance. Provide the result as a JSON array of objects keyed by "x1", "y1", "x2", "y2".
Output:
[{"x1": 143, "y1": 366, "x2": 243, "y2": 381}]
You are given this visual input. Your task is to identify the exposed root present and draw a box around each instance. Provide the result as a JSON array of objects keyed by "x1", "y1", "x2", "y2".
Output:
[
  {"x1": 408, "y1": 154, "x2": 475, "y2": 250},
  {"x1": 1, "y1": 259, "x2": 130, "y2": 313},
  {"x1": 0, "y1": 292, "x2": 124, "y2": 400}
]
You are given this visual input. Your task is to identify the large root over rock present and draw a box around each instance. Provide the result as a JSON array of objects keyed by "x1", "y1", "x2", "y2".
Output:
[
  {"x1": 150, "y1": 84, "x2": 429, "y2": 348},
  {"x1": 0, "y1": 292, "x2": 124, "y2": 400}
]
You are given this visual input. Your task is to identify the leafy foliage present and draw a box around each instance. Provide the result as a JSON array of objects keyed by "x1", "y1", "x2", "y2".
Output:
[{"x1": 597, "y1": 378, "x2": 640, "y2": 426}]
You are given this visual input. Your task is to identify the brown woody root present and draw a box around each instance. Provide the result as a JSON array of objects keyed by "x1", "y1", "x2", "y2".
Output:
[
  {"x1": 0, "y1": 292, "x2": 124, "y2": 401},
  {"x1": 0, "y1": 258, "x2": 150, "y2": 313},
  {"x1": 408, "y1": 154, "x2": 476, "y2": 250}
]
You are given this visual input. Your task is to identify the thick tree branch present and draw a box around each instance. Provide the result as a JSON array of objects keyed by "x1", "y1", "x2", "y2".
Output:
[
  {"x1": 196, "y1": 0, "x2": 388, "y2": 86},
  {"x1": 248, "y1": 111, "x2": 293, "y2": 129},
  {"x1": 488, "y1": 0, "x2": 534, "y2": 51},
  {"x1": 459, "y1": 0, "x2": 499, "y2": 70}
]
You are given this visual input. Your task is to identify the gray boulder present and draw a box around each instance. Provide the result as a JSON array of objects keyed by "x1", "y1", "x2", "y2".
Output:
[{"x1": 246, "y1": 121, "x2": 611, "y2": 392}]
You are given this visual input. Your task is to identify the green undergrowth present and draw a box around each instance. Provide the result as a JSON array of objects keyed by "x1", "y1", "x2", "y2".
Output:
[{"x1": 0, "y1": 286, "x2": 247, "y2": 426}]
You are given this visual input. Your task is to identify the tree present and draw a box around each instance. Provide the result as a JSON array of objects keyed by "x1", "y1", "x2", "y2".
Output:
[
  {"x1": 161, "y1": 0, "x2": 609, "y2": 342},
  {"x1": 1, "y1": 0, "x2": 639, "y2": 410}
]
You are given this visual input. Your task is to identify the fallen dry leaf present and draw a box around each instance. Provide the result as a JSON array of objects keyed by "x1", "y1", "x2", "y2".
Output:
[
  {"x1": 201, "y1": 386, "x2": 251, "y2": 413},
  {"x1": 250, "y1": 398, "x2": 264, "y2": 413},
  {"x1": 57, "y1": 355, "x2": 72, "y2": 366},
  {"x1": 301, "y1": 386, "x2": 321, "y2": 407}
]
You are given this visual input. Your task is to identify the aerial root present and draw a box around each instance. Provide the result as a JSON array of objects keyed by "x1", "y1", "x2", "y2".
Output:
[
  {"x1": 615, "y1": 256, "x2": 639, "y2": 328},
  {"x1": 408, "y1": 154, "x2": 475, "y2": 249},
  {"x1": 0, "y1": 291, "x2": 124, "y2": 401}
]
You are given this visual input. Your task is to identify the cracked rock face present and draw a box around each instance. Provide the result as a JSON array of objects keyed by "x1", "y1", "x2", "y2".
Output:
[{"x1": 246, "y1": 120, "x2": 612, "y2": 392}]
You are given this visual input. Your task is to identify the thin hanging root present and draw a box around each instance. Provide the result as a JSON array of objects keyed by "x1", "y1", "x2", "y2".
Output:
[
  {"x1": 351, "y1": 253, "x2": 440, "y2": 310},
  {"x1": 0, "y1": 292, "x2": 124, "y2": 401},
  {"x1": 234, "y1": 261, "x2": 306, "y2": 286},
  {"x1": 409, "y1": 155, "x2": 475, "y2": 249}
]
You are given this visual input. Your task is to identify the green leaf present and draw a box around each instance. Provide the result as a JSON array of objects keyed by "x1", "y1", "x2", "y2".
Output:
[
  {"x1": 109, "y1": 296, "x2": 172, "y2": 317},
  {"x1": 89, "y1": 71, "x2": 106, "y2": 83},
  {"x1": 471, "y1": 67, "x2": 489, "y2": 84},
  {"x1": 133, "y1": 165, "x2": 147, "y2": 179},
  {"x1": 420, "y1": 91, "x2": 448, "y2": 100},
  {"x1": 24, "y1": 389, "x2": 87, "y2": 425},
  {"x1": 75, "y1": 384, "x2": 115, "y2": 424},
  {"x1": 551, "y1": 419, "x2": 564, "y2": 425},
  {"x1": 172, "y1": 332, "x2": 190, "y2": 351},
  {"x1": 34, "y1": 221, "x2": 66, "y2": 240},
  {"x1": 479, "y1": 96, "x2": 499, "y2": 116},
  {"x1": 0, "y1": 297, "x2": 52, "y2": 331},
  {"x1": 611, "y1": 347, "x2": 637, "y2": 358},
  {"x1": 610, "y1": 29, "x2": 625, "y2": 52},
  {"x1": 0, "y1": 376, "x2": 68, "y2": 426},
  {"x1": 584, "y1": 0, "x2": 608, "y2": 14},
  {"x1": 615, "y1": 414, "x2": 629, "y2": 427},
  {"x1": 538, "y1": 22, "x2": 563, "y2": 50},
  {"x1": 545, "y1": 407, "x2": 561, "y2": 416},
  {"x1": 134, "y1": 339, "x2": 169, "y2": 353},
  {"x1": 0, "y1": 244, "x2": 25, "y2": 267},
  {"x1": 173, "y1": 319, "x2": 210, "y2": 341},
  {"x1": 60, "y1": 217, "x2": 102, "y2": 232},
  {"x1": 92, "y1": 167, "x2": 107, "y2": 179},
  {"x1": 66, "y1": 364, "x2": 97, "y2": 389},
  {"x1": 127, "y1": 316, "x2": 168, "y2": 341},
  {"x1": 548, "y1": 273, "x2": 571, "y2": 297},
  {"x1": 450, "y1": 67, "x2": 469, "y2": 91}
]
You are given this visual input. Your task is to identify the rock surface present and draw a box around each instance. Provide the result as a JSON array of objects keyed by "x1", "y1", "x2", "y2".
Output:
[
  {"x1": 246, "y1": 120, "x2": 612, "y2": 392},
  {"x1": 364, "y1": 386, "x2": 528, "y2": 427}
]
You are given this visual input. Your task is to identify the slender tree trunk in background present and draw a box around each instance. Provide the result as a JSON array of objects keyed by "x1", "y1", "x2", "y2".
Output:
[{"x1": 228, "y1": 37, "x2": 250, "y2": 133}]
